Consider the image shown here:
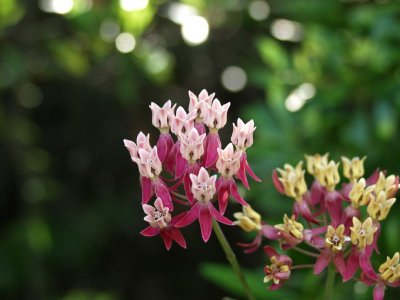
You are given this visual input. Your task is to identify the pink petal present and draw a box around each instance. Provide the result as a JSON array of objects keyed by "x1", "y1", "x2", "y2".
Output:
[
  {"x1": 244, "y1": 156, "x2": 261, "y2": 182},
  {"x1": 310, "y1": 181, "x2": 325, "y2": 205},
  {"x1": 333, "y1": 253, "x2": 345, "y2": 277},
  {"x1": 194, "y1": 122, "x2": 206, "y2": 135},
  {"x1": 366, "y1": 168, "x2": 380, "y2": 185},
  {"x1": 142, "y1": 204, "x2": 155, "y2": 215},
  {"x1": 209, "y1": 204, "x2": 233, "y2": 225},
  {"x1": 272, "y1": 170, "x2": 285, "y2": 194},
  {"x1": 229, "y1": 179, "x2": 248, "y2": 206},
  {"x1": 269, "y1": 282, "x2": 284, "y2": 291},
  {"x1": 175, "y1": 150, "x2": 187, "y2": 179},
  {"x1": 156, "y1": 134, "x2": 168, "y2": 162},
  {"x1": 314, "y1": 249, "x2": 332, "y2": 275},
  {"x1": 388, "y1": 279, "x2": 400, "y2": 287},
  {"x1": 275, "y1": 271, "x2": 291, "y2": 280},
  {"x1": 324, "y1": 191, "x2": 342, "y2": 227},
  {"x1": 343, "y1": 250, "x2": 360, "y2": 282},
  {"x1": 183, "y1": 173, "x2": 195, "y2": 204},
  {"x1": 294, "y1": 200, "x2": 319, "y2": 224},
  {"x1": 199, "y1": 206, "x2": 213, "y2": 242},
  {"x1": 373, "y1": 282, "x2": 386, "y2": 300},
  {"x1": 359, "y1": 252, "x2": 379, "y2": 281},
  {"x1": 175, "y1": 202, "x2": 201, "y2": 228},
  {"x1": 140, "y1": 226, "x2": 160, "y2": 237},
  {"x1": 237, "y1": 155, "x2": 250, "y2": 189},
  {"x1": 261, "y1": 225, "x2": 280, "y2": 240},
  {"x1": 141, "y1": 176, "x2": 153, "y2": 205},
  {"x1": 263, "y1": 246, "x2": 279, "y2": 258},
  {"x1": 160, "y1": 231, "x2": 172, "y2": 250},
  {"x1": 216, "y1": 177, "x2": 229, "y2": 214},
  {"x1": 237, "y1": 234, "x2": 262, "y2": 253},
  {"x1": 169, "y1": 228, "x2": 187, "y2": 249},
  {"x1": 203, "y1": 133, "x2": 221, "y2": 168},
  {"x1": 154, "y1": 180, "x2": 173, "y2": 211},
  {"x1": 164, "y1": 142, "x2": 177, "y2": 174},
  {"x1": 280, "y1": 231, "x2": 301, "y2": 247}
]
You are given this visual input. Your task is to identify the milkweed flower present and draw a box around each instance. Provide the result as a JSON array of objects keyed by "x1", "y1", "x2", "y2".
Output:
[
  {"x1": 215, "y1": 143, "x2": 247, "y2": 213},
  {"x1": 263, "y1": 246, "x2": 292, "y2": 290},
  {"x1": 140, "y1": 198, "x2": 186, "y2": 250},
  {"x1": 313, "y1": 224, "x2": 349, "y2": 276},
  {"x1": 360, "y1": 252, "x2": 400, "y2": 300},
  {"x1": 175, "y1": 167, "x2": 233, "y2": 242},
  {"x1": 231, "y1": 118, "x2": 261, "y2": 188}
]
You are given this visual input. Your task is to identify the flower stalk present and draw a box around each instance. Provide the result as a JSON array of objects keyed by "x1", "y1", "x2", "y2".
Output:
[
  {"x1": 324, "y1": 265, "x2": 335, "y2": 300},
  {"x1": 212, "y1": 220, "x2": 256, "y2": 300}
]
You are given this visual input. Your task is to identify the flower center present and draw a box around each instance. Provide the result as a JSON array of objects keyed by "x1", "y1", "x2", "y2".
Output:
[{"x1": 198, "y1": 182, "x2": 209, "y2": 190}]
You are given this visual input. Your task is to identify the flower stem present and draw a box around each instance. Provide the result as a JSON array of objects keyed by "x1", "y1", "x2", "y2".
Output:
[
  {"x1": 212, "y1": 220, "x2": 255, "y2": 300},
  {"x1": 291, "y1": 264, "x2": 315, "y2": 270},
  {"x1": 292, "y1": 246, "x2": 320, "y2": 258},
  {"x1": 324, "y1": 265, "x2": 335, "y2": 300}
]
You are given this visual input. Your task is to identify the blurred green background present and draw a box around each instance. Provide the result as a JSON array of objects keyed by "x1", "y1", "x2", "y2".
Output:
[{"x1": 1, "y1": 0, "x2": 400, "y2": 299}]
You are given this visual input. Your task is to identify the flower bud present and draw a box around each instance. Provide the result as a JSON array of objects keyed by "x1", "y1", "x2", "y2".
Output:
[
  {"x1": 179, "y1": 128, "x2": 206, "y2": 162},
  {"x1": 305, "y1": 153, "x2": 329, "y2": 175},
  {"x1": 367, "y1": 191, "x2": 396, "y2": 221},
  {"x1": 190, "y1": 167, "x2": 217, "y2": 203},
  {"x1": 149, "y1": 100, "x2": 176, "y2": 133},
  {"x1": 314, "y1": 160, "x2": 340, "y2": 192},
  {"x1": 234, "y1": 205, "x2": 262, "y2": 232},
  {"x1": 231, "y1": 118, "x2": 256, "y2": 150},
  {"x1": 274, "y1": 214, "x2": 304, "y2": 239},
  {"x1": 216, "y1": 143, "x2": 242, "y2": 177},
  {"x1": 276, "y1": 162, "x2": 307, "y2": 201},
  {"x1": 379, "y1": 252, "x2": 400, "y2": 283},
  {"x1": 341, "y1": 156, "x2": 366, "y2": 181},
  {"x1": 203, "y1": 99, "x2": 230, "y2": 131}
]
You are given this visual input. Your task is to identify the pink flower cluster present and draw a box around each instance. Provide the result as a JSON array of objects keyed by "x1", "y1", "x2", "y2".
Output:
[
  {"x1": 124, "y1": 90, "x2": 260, "y2": 249},
  {"x1": 235, "y1": 154, "x2": 400, "y2": 299}
]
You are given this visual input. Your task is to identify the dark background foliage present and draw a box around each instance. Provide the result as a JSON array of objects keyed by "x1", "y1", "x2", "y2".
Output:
[{"x1": 1, "y1": 0, "x2": 400, "y2": 299}]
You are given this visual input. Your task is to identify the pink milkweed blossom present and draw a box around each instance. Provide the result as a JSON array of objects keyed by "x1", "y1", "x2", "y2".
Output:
[
  {"x1": 123, "y1": 136, "x2": 173, "y2": 210},
  {"x1": 169, "y1": 106, "x2": 196, "y2": 136},
  {"x1": 231, "y1": 118, "x2": 261, "y2": 189},
  {"x1": 263, "y1": 246, "x2": 292, "y2": 290},
  {"x1": 188, "y1": 89, "x2": 214, "y2": 135},
  {"x1": 175, "y1": 167, "x2": 233, "y2": 242},
  {"x1": 203, "y1": 99, "x2": 230, "y2": 131},
  {"x1": 140, "y1": 198, "x2": 186, "y2": 250},
  {"x1": 149, "y1": 101, "x2": 176, "y2": 164},
  {"x1": 149, "y1": 100, "x2": 176, "y2": 132},
  {"x1": 215, "y1": 143, "x2": 247, "y2": 214},
  {"x1": 179, "y1": 128, "x2": 206, "y2": 164},
  {"x1": 123, "y1": 132, "x2": 152, "y2": 162}
]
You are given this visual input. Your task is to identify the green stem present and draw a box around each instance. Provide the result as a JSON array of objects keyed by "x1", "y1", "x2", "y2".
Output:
[
  {"x1": 292, "y1": 246, "x2": 320, "y2": 258},
  {"x1": 324, "y1": 265, "x2": 335, "y2": 300},
  {"x1": 212, "y1": 220, "x2": 255, "y2": 300}
]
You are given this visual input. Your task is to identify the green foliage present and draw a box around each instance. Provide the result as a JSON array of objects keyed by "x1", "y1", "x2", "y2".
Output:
[{"x1": 1, "y1": 0, "x2": 400, "y2": 299}]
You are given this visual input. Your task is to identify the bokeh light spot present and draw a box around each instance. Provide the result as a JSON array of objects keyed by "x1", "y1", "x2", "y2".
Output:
[
  {"x1": 167, "y1": 3, "x2": 198, "y2": 25},
  {"x1": 17, "y1": 83, "x2": 43, "y2": 109},
  {"x1": 39, "y1": 0, "x2": 74, "y2": 14},
  {"x1": 181, "y1": 16, "x2": 209, "y2": 46},
  {"x1": 100, "y1": 20, "x2": 120, "y2": 42},
  {"x1": 115, "y1": 32, "x2": 136, "y2": 53},
  {"x1": 271, "y1": 19, "x2": 303, "y2": 42},
  {"x1": 285, "y1": 83, "x2": 316, "y2": 112},
  {"x1": 221, "y1": 66, "x2": 247, "y2": 92},
  {"x1": 248, "y1": 1, "x2": 270, "y2": 21},
  {"x1": 120, "y1": 0, "x2": 149, "y2": 12}
]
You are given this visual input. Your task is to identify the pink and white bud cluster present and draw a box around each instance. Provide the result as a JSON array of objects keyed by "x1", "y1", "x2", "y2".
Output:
[{"x1": 124, "y1": 89, "x2": 261, "y2": 248}]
